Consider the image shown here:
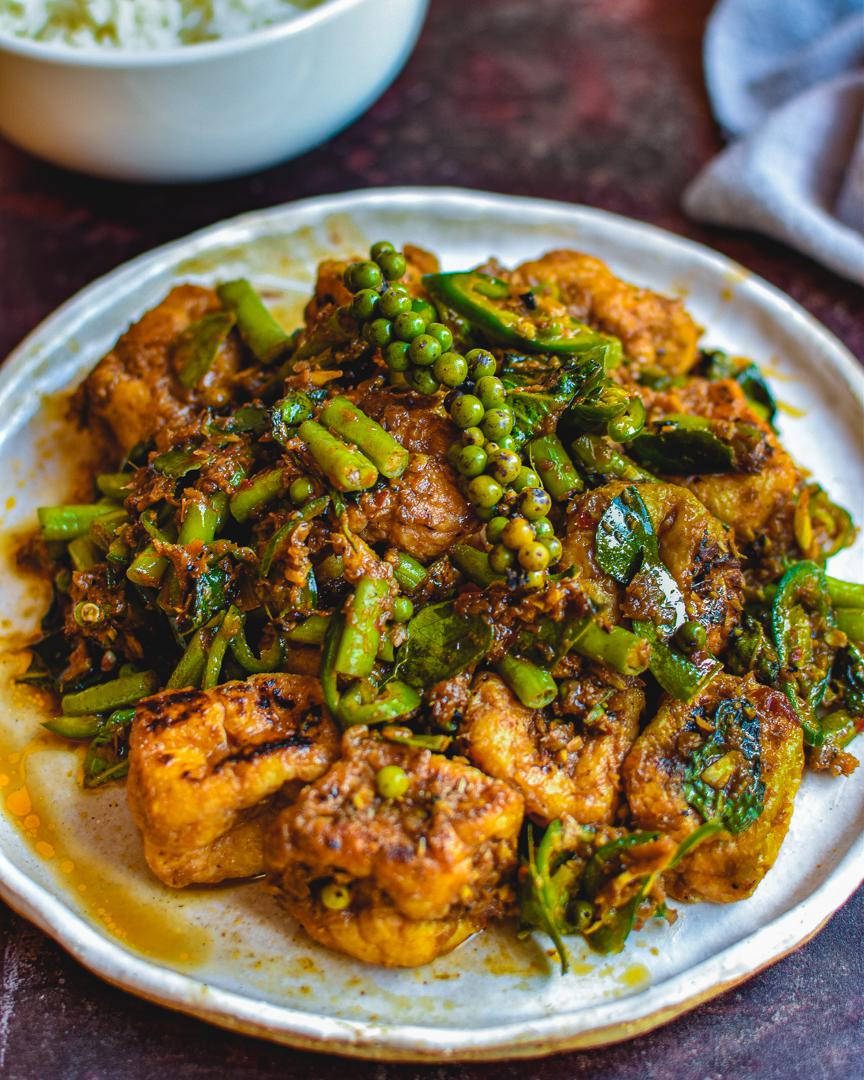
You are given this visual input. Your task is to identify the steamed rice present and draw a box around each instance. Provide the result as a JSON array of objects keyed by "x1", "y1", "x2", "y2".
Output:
[{"x1": 0, "y1": 0, "x2": 322, "y2": 49}]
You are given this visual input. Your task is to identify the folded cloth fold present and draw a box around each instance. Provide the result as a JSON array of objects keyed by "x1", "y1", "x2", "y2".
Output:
[{"x1": 684, "y1": 0, "x2": 864, "y2": 285}]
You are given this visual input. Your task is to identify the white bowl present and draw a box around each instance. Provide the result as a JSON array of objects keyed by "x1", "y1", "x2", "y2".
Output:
[{"x1": 0, "y1": 0, "x2": 427, "y2": 182}]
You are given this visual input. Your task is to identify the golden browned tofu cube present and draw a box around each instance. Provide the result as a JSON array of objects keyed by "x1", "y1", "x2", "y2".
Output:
[
  {"x1": 623, "y1": 673, "x2": 804, "y2": 903},
  {"x1": 127, "y1": 674, "x2": 339, "y2": 888},
  {"x1": 464, "y1": 669, "x2": 644, "y2": 826},
  {"x1": 266, "y1": 727, "x2": 524, "y2": 967}
]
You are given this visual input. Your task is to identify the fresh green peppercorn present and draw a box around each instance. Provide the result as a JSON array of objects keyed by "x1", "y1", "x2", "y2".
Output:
[
  {"x1": 370, "y1": 240, "x2": 396, "y2": 260},
  {"x1": 378, "y1": 287, "x2": 413, "y2": 319},
  {"x1": 434, "y1": 351, "x2": 468, "y2": 388},
  {"x1": 385, "y1": 340, "x2": 411, "y2": 371},
  {"x1": 486, "y1": 515, "x2": 509, "y2": 544},
  {"x1": 376, "y1": 764, "x2": 410, "y2": 799},
  {"x1": 532, "y1": 517, "x2": 554, "y2": 539},
  {"x1": 321, "y1": 882, "x2": 352, "y2": 910},
  {"x1": 542, "y1": 536, "x2": 563, "y2": 563},
  {"x1": 488, "y1": 448, "x2": 521, "y2": 485},
  {"x1": 392, "y1": 596, "x2": 414, "y2": 623},
  {"x1": 460, "y1": 425, "x2": 485, "y2": 447},
  {"x1": 377, "y1": 251, "x2": 407, "y2": 281},
  {"x1": 364, "y1": 318, "x2": 393, "y2": 347},
  {"x1": 513, "y1": 466, "x2": 541, "y2": 492},
  {"x1": 677, "y1": 619, "x2": 708, "y2": 651},
  {"x1": 351, "y1": 288, "x2": 379, "y2": 321},
  {"x1": 489, "y1": 544, "x2": 516, "y2": 574},
  {"x1": 496, "y1": 435, "x2": 518, "y2": 453},
  {"x1": 467, "y1": 474, "x2": 504, "y2": 509},
  {"x1": 289, "y1": 476, "x2": 316, "y2": 505},
  {"x1": 407, "y1": 366, "x2": 440, "y2": 395},
  {"x1": 476, "y1": 375, "x2": 506, "y2": 409},
  {"x1": 520, "y1": 486, "x2": 553, "y2": 521},
  {"x1": 457, "y1": 444, "x2": 488, "y2": 478},
  {"x1": 347, "y1": 260, "x2": 384, "y2": 293},
  {"x1": 393, "y1": 311, "x2": 427, "y2": 342},
  {"x1": 408, "y1": 334, "x2": 442, "y2": 367},
  {"x1": 524, "y1": 569, "x2": 547, "y2": 590},
  {"x1": 447, "y1": 443, "x2": 462, "y2": 468},
  {"x1": 426, "y1": 322, "x2": 454, "y2": 351},
  {"x1": 411, "y1": 298, "x2": 437, "y2": 323},
  {"x1": 518, "y1": 541, "x2": 550, "y2": 572},
  {"x1": 475, "y1": 505, "x2": 496, "y2": 522},
  {"x1": 450, "y1": 393, "x2": 485, "y2": 429},
  {"x1": 502, "y1": 517, "x2": 535, "y2": 550},
  {"x1": 481, "y1": 407, "x2": 514, "y2": 441},
  {"x1": 466, "y1": 348, "x2": 497, "y2": 379}
]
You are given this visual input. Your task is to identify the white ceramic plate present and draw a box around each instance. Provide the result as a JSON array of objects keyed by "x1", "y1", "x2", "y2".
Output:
[{"x1": 0, "y1": 189, "x2": 862, "y2": 1062}]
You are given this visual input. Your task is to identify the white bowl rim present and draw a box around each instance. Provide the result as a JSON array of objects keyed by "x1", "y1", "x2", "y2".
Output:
[
  {"x1": 0, "y1": 0, "x2": 375, "y2": 68},
  {"x1": 0, "y1": 186, "x2": 861, "y2": 1062}
]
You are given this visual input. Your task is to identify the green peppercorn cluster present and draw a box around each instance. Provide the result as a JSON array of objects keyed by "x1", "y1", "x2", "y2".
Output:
[
  {"x1": 342, "y1": 242, "x2": 467, "y2": 395},
  {"x1": 444, "y1": 349, "x2": 563, "y2": 587}
]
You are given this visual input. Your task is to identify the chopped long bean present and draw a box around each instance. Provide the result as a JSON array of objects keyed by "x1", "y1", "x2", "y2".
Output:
[
  {"x1": 202, "y1": 607, "x2": 242, "y2": 689},
  {"x1": 230, "y1": 467, "x2": 285, "y2": 523},
  {"x1": 834, "y1": 608, "x2": 864, "y2": 643},
  {"x1": 166, "y1": 627, "x2": 210, "y2": 690},
  {"x1": 334, "y1": 576, "x2": 388, "y2": 679},
  {"x1": 528, "y1": 434, "x2": 583, "y2": 500},
  {"x1": 217, "y1": 279, "x2": 292, "y2": 363},
  {"x1": 299, "y1": 420, "x2": 379, "y2": 493},
  {"x1": 38, "y1": 503, "x2": 116, "y2": 542},
  {"x1": 68, "y1": 537, "x2": 101, "y2": 571},
  {"x1": 61, "y1": 670, "x2": 158, "y2": 716},
  {"x1": 320, "y1": 397, "x2": 409, "y2": 479},
  {"x1": 178, "y1": 493, "x2": 227, "y2": 545},
  {"x1": 43, "y1": 713, "x2": 102, "y2": 740},
  {"x1": 391, "y1": 550, "x2": 428, "y2": 592},
  {"x1": 570, "y1": 621, "x2": 651, "y2": 676},
  {"x1": 96, "y1": 473, "x2": 132, "y2": 501},
  {"x1": 497, "y1": 655, "x2": 558, "y2": 709},
  {"x1": 285, "y1": 614, "x2": 331, "y2": 645}
]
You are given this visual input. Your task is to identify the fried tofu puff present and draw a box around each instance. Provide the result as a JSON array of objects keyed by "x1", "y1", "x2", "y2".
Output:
[
  {"x1": 634, "y1": 377, "x2": 802, "y2": 546},
  {"x1": 265, "y1": 727, "x2": 525, "y2": 967},
  {"x1": 463, "y1": 669, "x2": 644, "y2": 827},
  {"x1": 128, "y1": 675, "x2": 339, "y2": 888},
  {"x1": 78, "y1": 284, "x2": 242, "y2": 454},
  {"x1": 563, "y1": 480, "x2": 744, "y2": 654},
  {"x1": 623, "y1": 674, "x2": 804, "y2": 903},
  {"x1": 508, "y1": 249, "x2": 701, "y2": 375}
]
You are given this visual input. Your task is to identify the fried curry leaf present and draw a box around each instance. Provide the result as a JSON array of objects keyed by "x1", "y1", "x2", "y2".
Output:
[
  {"x1": 394, "y1": 601, "x2": 493, "y2": 690},
  {"x1": 500, "y1": 350, "x2": 606, "y2": 446},
  {"x1": 701, "y1": 348, "x2": 777, "y2": 425},
  {"x1": 683, "y1": 698, "x2": 765, "y2": 834},
  {"x1": 594, "y1": 485, "x2": 656, "y2": 584}
]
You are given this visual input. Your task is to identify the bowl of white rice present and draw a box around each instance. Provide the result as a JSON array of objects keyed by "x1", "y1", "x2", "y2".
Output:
[{"x1": 0, "y1": 0, "x2": 428, "y2": 180}]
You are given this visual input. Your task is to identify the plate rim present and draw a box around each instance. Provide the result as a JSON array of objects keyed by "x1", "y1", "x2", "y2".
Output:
[{"x1": 1, "y1": 186, "x2": 862, "y2": 1062}]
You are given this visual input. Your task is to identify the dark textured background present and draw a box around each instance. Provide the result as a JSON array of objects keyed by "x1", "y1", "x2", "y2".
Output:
[{"x1": 0, "y1": 1, "x2": 862, "y2": 1077}]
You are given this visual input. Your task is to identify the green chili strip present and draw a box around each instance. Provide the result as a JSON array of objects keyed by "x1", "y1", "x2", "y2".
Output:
[
  {"x1": 497, "y1": 655, "x2": 558, "y2": 709},
  {"x1": 452, "y1": 544, "x2": 505, "y2": 588},
  {"x1": 570, "y1": 434, "x2": 656, "y2": 483},
  {"x1": 202, "y1": 607, "x2": 242, "y2": 690},
  {"x1": 334, "y1": 576, "x2": 388, "y2": 679},
  {"x1": 319, "y1": 397, "x2": 410, "y2": 479},
  {"x1": 61, "y1": 670, "x2": 159, "y2": 716},
  {"x1": 391, "y1": 551, "x2": 428, "y2": 592},
  {"x1": 826, "y1": 576, "x2": 864, "y2": 610},
  {"x1": 96, "y1": 473, "x2": 132, "y2": 501},
  {"x1": 528, "y1": 434, "x2": 583, "y2": 500},
  {"x1": 834, "y1": 608, "x2": 864, "y2": 643},
  {"x1": 337, "y1": 679, "x2": 421, "y2": 727},
  {"x1": 570, "y1": 621, "x2": 651, "y2": 676},
  {"x1": 38, "y1": 503, "x2": 116, "y2": 542},
  {"x1": 174, "y1": 311, "x2": 236, "y2": 389},
  {"x1": 285, "y1": 614, "x2": 331, "y2": 646},
  {"x1": 229, "y1": 467, "x2": 285, "y2": 523},
  {"x1": 634, "y1": 620, "x2": 720, "y2": 700},
  {"x1": 217, "y1": 279, "x2": 292, "y2": 364},
  {"x1": 43, "y1": 714, "x2": 102, "y2": 740},
  {"x1": 229, "y1": 616, "x2": 284, "y2": 674},
  {"x1": 299, "y1": 420, "x2": 379, "y2": 493}
]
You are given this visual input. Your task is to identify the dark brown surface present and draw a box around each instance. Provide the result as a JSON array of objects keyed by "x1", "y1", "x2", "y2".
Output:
[{"x1": 0, "y1": 1, "x2": 861, "y2": 1077}]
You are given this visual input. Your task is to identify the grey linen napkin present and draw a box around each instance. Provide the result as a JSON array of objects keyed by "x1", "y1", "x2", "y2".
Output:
[{"x1": 683, "y1": 0, "x2": 864, "y2": 285}]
